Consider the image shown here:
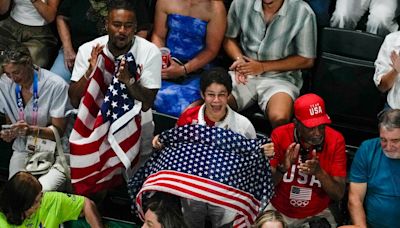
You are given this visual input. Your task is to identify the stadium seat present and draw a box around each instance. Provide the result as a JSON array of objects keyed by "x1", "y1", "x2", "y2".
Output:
[{"x1": 311, "y1": 27, "x2": 386, "y2": 146}]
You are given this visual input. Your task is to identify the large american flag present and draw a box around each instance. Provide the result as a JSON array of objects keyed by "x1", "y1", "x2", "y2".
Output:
[
  {"x1": 69, "y1": 51, "x2": 142, "y2": 195},
  {"x1": 128, "y1": 125, "x2": 274, "y2": 228}
]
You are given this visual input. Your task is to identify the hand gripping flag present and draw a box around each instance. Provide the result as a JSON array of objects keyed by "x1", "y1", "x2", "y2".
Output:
[
  {"x1": 69, "y1": 51, "x2": 142, "y2": 195},
  {"x1": 128, "y1": 125, "x2": 274, "y2": 228}
]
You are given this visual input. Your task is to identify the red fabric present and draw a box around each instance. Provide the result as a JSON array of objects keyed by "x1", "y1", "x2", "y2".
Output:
[
  {"x1": 176, "y1": 106, "x2": 215, "y2": 127},
  {"x1": 269, "y1": 123, "x2": 346, "y2": 218},
  {"x1": 69, "y1": 52, "x2": 141, "y2": 195}
]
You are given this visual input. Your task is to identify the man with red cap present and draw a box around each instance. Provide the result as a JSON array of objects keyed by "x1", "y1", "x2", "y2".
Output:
[{"x1": 265, "y1": 93, "x2": 347, "y2": 227}]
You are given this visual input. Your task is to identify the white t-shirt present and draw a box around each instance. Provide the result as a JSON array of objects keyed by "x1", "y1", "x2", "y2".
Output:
[
  {"x1": 374, "y1": 31, "x2": 400, "y2": 109},
  {"x1": 11, "y1": 0, "x2": 48, "y2": 26},
  {"x1": 72, "y1": 35, "x2": 162, "y2": 157}
]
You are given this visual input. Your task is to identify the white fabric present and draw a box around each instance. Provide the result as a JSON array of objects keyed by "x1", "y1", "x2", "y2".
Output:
[
  {"x1": 330, "y1": 0, "x2": 399, "y2": 36},
  {"x1": 229, "y1": 71, "x2": 299, "y2": 112},
  {"x1": 0, "y1": 68, "x2": 72, "y2": 153},
  {"x1": 11, "y1": 0, "x2": 48, "y2": 26},
  {"x1": 374, "y1": 31, "x2": 400, "y2": 109},
  {"x1": 71, "y1": 35, "x2": 162, "y2": 163},
  {"x1": 197, "y1": 104, "x2": 257, "y2": 139}
]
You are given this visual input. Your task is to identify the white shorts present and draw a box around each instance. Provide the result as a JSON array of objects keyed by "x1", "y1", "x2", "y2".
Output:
[{"x1": 229, "y1": 71, "x2": 300, "y2": 112}]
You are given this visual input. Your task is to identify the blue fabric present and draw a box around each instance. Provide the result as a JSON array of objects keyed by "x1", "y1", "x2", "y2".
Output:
[
  {"x1": 349, "y1": 138, "x2": 400, "y2": 228},
  {"x1": 166, "y1": 14, "x2": 207, "y2": 61},
  {"x1": 305, "y1": 0, "x2": 331, "y2": 27},
  {"x1": 154, "y1": 14, "x2": 208, "y2": 117},
  {"x1": 154, "y1": 75, "x2": 201, "y2": 117},
  {"x1": 50, "y1": 48, "x2": 72, "y2": 83}
]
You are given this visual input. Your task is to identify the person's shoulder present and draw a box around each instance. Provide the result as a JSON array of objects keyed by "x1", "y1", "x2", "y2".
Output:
[
  {"x1": 384, "y1": 31, "x2": 400, "y2": 42},
  {"x1": 177, "y1": 106, "x2": 201, "y2": 126},
  {"x1": 41, "y1": 69, "x2": 68, "y2": 87},
  {"x1": 325, "y1": 126, "x2": 344, "y2": 139},
  {"x1": 134, "y1": 36, "x2": 161, "y2": 54}
]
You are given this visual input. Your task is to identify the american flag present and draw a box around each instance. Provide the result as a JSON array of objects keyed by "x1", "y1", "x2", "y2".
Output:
[
  {"x1": 69, "y1": 51, "x2": 142, "y2": 195},
  {"x1": 128, "y1": 125, "x2": 274, "y2": 228}
]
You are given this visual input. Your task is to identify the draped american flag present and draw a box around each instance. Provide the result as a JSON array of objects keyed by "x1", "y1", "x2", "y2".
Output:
[
  {"x1": 128, "y1": 125, "x2": 274, "y2": 228},
  {"x1": 69, "y1": 51, "x2": 142, "y2": 195}
]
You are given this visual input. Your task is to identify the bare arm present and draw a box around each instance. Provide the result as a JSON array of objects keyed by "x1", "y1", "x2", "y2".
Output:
[
  {"x1": 68, "y1": 44, "x2": 104, "y2": 108},
  {"x1": 56, "y1": 15, "x2": 76, "y2": 70},
  {"x1": 348, "y1": 182, "x2": 368, "y2": 228},
  {"x1": 223, "y1": 37, "x2": 244, "y2": 61},
  {"x1": 0, "y1": 0, "x2": 11, "y2": 15},
  {"x1": 80, "y1": 197, "x2": 104, "y2": 228},
  {"x1": 31, "y1": 0, "x2": 60, "y2": 23},
  {"x1": 376, "y1": 51, "x2": 400, "y2": 92},
  {"x1": 183, "y1": 1, "x2": 226, "y2": 74},
  {"x1": 151, "y1": 0, "x2": 169, "y2": 48}
]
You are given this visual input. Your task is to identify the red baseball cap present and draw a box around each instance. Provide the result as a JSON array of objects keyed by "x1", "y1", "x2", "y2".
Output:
[{"x1": 294, "y1": 93, "x2": 331, "y2": 128}]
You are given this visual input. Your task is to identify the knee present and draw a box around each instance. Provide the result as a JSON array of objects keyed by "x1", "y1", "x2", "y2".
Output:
[{"x1": 268, "y1": 113, "x2": 291, "y2": 129}]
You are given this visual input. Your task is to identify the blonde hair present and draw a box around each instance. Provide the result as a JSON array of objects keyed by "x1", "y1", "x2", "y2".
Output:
[{"x1": 252, "y1": 210, "x2": 287, "y2": 228}]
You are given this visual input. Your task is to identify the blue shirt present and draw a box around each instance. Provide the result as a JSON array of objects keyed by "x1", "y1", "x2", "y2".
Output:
[{"x1": 350, "y1": 138, "x2": 400, "y2": 228}]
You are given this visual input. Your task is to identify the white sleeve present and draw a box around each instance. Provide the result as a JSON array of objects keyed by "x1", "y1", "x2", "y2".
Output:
[
  {"x1": 139, "y1": 45, "x2": 162, "y2": 89},
  {"x1": 374, "y1": 35, "x2": 394, "y2": 86},
  {"x1": 70, "y1": 44, "x2": 91, "y2": 82}
]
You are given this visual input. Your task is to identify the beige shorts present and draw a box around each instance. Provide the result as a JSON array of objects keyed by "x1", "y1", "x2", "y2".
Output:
[{"x1": 229, "y1": 71, "x2": 301, "y2": 112}]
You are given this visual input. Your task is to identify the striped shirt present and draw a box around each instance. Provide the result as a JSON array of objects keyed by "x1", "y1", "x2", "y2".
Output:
[{"x1": 226, "y1": 0, "x2": 317, "y2": 87}]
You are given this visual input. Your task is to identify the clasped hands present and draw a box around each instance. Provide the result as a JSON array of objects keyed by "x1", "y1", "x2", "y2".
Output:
[
  {"x1": 229, "y1": 56, "x2": 265, "y2": 84},
  {"x1": 278, "y1": 142, "x2": 322, "y2": 176}
]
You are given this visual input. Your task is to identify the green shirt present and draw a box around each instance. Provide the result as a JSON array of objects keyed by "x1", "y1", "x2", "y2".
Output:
[{"x1": 0, "y1": 192, "x2": 85, "y2": 228}]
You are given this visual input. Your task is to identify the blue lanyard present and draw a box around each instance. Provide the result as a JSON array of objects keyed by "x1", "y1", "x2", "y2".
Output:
[{"x1": 15, "y1": 70, "x2": 39, "y2": 125}]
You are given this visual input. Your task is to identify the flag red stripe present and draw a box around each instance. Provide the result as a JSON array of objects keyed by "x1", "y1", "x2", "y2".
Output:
[
  {"x1": 145, "y1": 170, "x2": 259, "y2": 207},
  {"x1": 143, "y1": 175, "x2": 258, "y2": 215}
]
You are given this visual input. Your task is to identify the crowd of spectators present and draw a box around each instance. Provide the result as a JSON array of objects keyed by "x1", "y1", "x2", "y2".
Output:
[{"x1": 0, "y1": 0, "x2": 399, "y2": 227}]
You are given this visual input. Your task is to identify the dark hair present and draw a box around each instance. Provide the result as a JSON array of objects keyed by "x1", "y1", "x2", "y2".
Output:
[
  {"x1": 378, "y1": 109, "x2": 400, "y2": 130},
  {"x1": 1, "y1": 48, "x2": 32, "y2": 67},
  {"x1": 0, "y1": 172, "x2": 42, "y2": 225},
  {"x1": 107, "y1": 0, "x2": 137, "y2": 16},
  {"x1": 200, "y1": 67, "x2": 233, "y2": 95},
  {"x1": 144, "y1": 192, "x2": 187, "y2": 228}
]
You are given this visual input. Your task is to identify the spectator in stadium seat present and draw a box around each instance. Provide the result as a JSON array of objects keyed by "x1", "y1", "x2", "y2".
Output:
[
  {"x1": 142, "y1": 192, "x2": 187, "y2": 228},
  {"x1": 0, "y1": 171, "x2": 104, "y2": 228},
  {"x1": 252, "y1": 210, "x2": 287, "y2": 228},
  {"x1": 152, "y1": 67, "x2": 274, "y2": 228},
  {"x1": 0, "y1": 48, "x2": 71, "y2": 191},
  {"x1": 0, "y1": 0, "x2": 60, "y2": 70},
  {"x1": 267, "y1": 93, "x2": 347, "y2": 227},
  {"x1": 50, "y1": 0, "x2": 151, "y2": 82},
  {"x1": 68, "y1": 0, "x2": 161, "y2": 170},
  {"x1": 224, "y1": 0, "x2": 317, "y2": 129},
  {"x1": 348, "y1": 109, "x2": 400, "y2": 228},
  {"x1": 374, "y1": 30, "x2": 400, "y2": 109},
  {"x1": 330, "y1": 0, "x2": 399, "y2": 37},
  {"x1": 151, "y1": 0, "x2": 227, "y2": 117}
]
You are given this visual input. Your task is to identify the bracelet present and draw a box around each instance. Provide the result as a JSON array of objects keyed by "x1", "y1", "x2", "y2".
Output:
[
  {"x1": 235, "y1": 56, "x2": 243, "y2": 61},
  {"x1": 182, "y1": 64, "x2": 188, "y2": 76}
]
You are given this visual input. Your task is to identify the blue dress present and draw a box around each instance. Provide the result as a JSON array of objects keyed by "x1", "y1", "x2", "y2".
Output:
[{"x1": 154, "y1": 14, "x2": 208, "y2": 117}]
